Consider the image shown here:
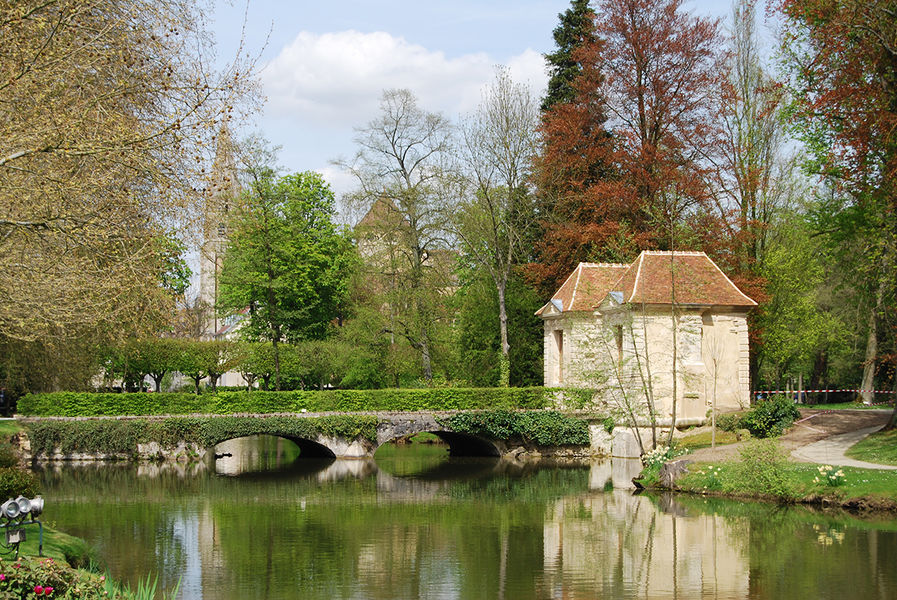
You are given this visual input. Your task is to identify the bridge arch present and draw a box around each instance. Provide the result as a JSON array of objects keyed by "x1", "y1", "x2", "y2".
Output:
[{"x1": 208, "y1": 433, "x2": 338, "y2": 459}]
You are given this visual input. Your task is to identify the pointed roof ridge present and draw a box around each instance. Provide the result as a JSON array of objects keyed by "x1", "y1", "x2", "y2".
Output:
[
  {"x1": 640, "y1": 250, "x2": 706, "y2": 257},
  {"x1": 579, "y1": 261, "x2": 630, "y2": 268},
  {"x1": 537, "y1": 261, "x2": 630, "y2": 315}
]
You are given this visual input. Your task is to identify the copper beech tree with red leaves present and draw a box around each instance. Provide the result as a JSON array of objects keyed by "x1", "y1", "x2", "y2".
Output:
[{"x1": 529, "y1": 0, "x2": 727, "y2": 296}]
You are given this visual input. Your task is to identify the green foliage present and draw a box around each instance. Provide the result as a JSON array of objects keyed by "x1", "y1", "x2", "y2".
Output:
[
  {"x1": 19, "y1": 388, "x2": 560, "y2": 417},
  {"x1": 739, "y1": 397, "x2": 801, "y2": 437},
  {"x1": 0, "y1": 467, "x2": 39, "y2": 499},
  {"x1": 219, "y1": 169, "x2": 355, "y2": 345},
  {"x1": 26, "y1": 420, "x2": 140, "y2": 457},
  {"x1": 716, "y1": 412, "x2": 743, "y2": 432},
  {"x1": 602, "y1": 416, "x2": 615, "y2": 434},
  {"x1": 0, "y1": 443, "x2": 19, "y2": 468},
  {"x1": 438, "y1": 410, "x2": 590, "y2": 446},
  {"x1": 24, "y1": 415, "x2": 382, "y2": 458},
  {"x1": 756, "y1": 208, "x2": 852, "y2": 385},
  {"x1": 451, "y1": 270, "x2": 543, "y2": 387}
]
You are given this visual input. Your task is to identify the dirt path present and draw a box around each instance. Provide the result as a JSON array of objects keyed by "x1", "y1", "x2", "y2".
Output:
[{"x1": 685, "y1": 409, "x2": 893, "y2": 465}]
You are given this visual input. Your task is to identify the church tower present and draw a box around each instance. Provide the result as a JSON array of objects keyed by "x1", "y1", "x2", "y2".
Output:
[{"x1": 198, "y1": 124, "x2": 241, "y2": 338}]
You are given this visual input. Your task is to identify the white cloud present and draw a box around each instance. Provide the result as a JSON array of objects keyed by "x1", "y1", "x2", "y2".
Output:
[{"x1": 261, "y1": 30, "x2": 547, "y2": 125}]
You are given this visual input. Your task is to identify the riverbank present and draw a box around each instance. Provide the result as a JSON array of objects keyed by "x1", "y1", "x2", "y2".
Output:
[{"x1": 653, "y1": 409, "x2": 897, "y2": 513}]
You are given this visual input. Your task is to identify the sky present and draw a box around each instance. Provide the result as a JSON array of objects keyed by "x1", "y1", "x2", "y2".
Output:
[{"x1": 209, "y1": 0, "x2": 754, "y2": 214}]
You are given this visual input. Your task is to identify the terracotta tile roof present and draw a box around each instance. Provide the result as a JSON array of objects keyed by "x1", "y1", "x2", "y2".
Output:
[
  {"x1": 617, "y1": 251, "x2": 756, "y2": 307},
  {"x1": 538, "y1": 251, "x2": 756, "y2": 315},
  {"x1": 535, "y1": 263, "x2": 629, "y2": 315}
]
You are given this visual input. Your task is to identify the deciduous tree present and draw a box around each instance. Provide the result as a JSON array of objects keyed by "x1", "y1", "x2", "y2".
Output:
[
  {"x1": 456, "y1": 69, "x2": 540, "y2": 386},
  {"x1": 218, "y1": 169, "x2": 354, "y2": 390},
  {"x1": 0, "y1": 0, "x2": 255, "y2": 390},
  {"x1": 339, "y1": 89, "x2": 456, "y2": 383},
  {"x1": 779, "y1": 0, "x2": 897, "y2": 419}
]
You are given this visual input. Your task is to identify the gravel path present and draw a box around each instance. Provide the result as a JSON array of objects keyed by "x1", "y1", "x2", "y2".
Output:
[
  {"x1": 685, "y1": 409, "x2": 895, "y2": 468},
  {"x1": 791, "y1": 425, "x2": 897, "y2": 470}
]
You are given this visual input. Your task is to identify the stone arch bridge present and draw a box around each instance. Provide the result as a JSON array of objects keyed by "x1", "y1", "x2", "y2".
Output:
[{"x1": 18, "y1": 411, "x2": 636, "y2": 461}]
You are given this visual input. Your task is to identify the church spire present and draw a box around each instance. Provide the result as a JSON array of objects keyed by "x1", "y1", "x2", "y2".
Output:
[{"x1": 198, "y1": 122, "x2": 241, "y2": 337}]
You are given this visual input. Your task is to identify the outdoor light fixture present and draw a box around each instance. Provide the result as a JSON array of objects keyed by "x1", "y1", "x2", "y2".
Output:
[{"x1": 0, "y1": 496, "x2": 45, "y2": 557}]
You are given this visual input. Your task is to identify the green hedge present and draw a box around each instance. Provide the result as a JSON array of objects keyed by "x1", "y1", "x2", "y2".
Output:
[
  {"x1": 25, "y1": 415, "x2": 381, "y2": 458},
  {"x1": 438, "y1": 410, "x2": 590, "y2": 446},
  {"x1": 18, "y1": 388, "x2": 561, "y2": 417}
]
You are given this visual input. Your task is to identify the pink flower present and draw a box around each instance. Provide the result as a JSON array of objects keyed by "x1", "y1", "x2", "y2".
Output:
[
  {"x1": 34, "y1": 585, "x2": 44, "y2": 594},
  {"x1": 0, "y1": 573, "x2": 5, "y2": 580},
  {"x1": 44, "y1": 587, "x2": 54, "y2": 595}
]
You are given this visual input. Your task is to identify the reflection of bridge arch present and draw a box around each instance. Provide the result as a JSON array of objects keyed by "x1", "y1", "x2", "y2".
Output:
[{"x1": 211, "y1": 433, "x2": 337, "y2": 459}]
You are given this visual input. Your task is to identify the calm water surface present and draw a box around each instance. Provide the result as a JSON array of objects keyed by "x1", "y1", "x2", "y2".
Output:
[{"x1": 35, "y1": 436, "x2": 897, "y2": 600}]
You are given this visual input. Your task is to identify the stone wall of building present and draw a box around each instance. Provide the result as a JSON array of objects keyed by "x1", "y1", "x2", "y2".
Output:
[{"x1": 543, "y1": 306, "x2": 752, "y2": 422}]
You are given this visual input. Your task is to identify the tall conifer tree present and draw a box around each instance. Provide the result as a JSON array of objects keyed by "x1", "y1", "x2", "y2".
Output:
[{"x1": 542, "y1": 0, "x2": 597, "y2": 112}]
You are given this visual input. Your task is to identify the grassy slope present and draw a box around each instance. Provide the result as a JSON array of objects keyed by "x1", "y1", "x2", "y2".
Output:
[{"x1": 845, "y1": 428, "x2": 897, "y2": 466}]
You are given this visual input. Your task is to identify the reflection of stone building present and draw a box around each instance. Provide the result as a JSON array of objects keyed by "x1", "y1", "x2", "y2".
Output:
[
  {"x1": 537, "y1": 251, "x2": 756, "y2": 421},
  {"x1": 541, "y1": 492, "x2": 749, "y2": 599},
  {"x1": 198, "y1": 125, "x2": 241, "y2": 339}
]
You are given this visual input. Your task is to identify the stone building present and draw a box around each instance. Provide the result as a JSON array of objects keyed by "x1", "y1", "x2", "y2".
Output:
[{"x1": 536, "y1": 251, "x2": 756, "y2": 422}]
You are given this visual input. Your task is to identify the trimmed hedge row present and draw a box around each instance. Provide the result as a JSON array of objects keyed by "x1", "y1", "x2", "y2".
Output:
[
  {"x1": 18, "y1": 388, "x2": 561, "y2": 417},
  {"x1": 24, "y1": 415, "x2": 381, "y2": 458}
]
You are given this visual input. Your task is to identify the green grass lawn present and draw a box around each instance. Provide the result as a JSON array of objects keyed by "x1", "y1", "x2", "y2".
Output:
[
  {"x1": 0, "y1": 419, "x2": 23, "y2": 440},
  {"x1": 679, "y1": 460, "x2": 897, "y2": 503},
  {"x1": 846, "y1": 428, "x2": 897, "y2": 466}
]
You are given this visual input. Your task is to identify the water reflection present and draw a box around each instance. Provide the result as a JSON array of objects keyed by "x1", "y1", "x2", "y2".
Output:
[{"x1": 33, "y1": 441, "x2": 897, "y2": 600}]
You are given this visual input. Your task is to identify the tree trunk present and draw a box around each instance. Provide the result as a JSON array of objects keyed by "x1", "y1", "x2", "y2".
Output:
[
  {"x1": 420, "y1": 335, "x2": 433, "y2": 383},
  {"x1": 497, "y1": 281, "x2": 510, "y2": 387},
  {"x1": 152, "y1": 373, "x2": 164, "y2": 393},
  {"x1": 860, "y1": 283, "x2": 883, "y2": 404}
]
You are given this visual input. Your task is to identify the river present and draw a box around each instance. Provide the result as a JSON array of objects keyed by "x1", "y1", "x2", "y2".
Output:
[{"x1": 34, "y1": 435, "x2": 897, "y2": 600}]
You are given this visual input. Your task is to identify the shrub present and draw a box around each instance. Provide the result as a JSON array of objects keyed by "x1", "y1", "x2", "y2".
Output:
[
  {"x1": 739, "y1": 397, "x2": 800, "y2": 438},
  {"x1": 716, "y1": 413, "x2": 742, "y2": 432},
  {"x1": 0, "y1": 444, "x2": 19, "y2": 468},
  {"x1": 0, "y1": 467, "x2": 39, "y2": 500},
  {"x1": 728, "y1": 438, "x2": 796, "y2": 499},
  {"x1": 0, "y1": 556, "x2": 171, "y2": 600}
]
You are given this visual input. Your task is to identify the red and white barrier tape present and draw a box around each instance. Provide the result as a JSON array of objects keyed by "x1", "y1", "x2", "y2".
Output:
[{"x1": 753, "y1": 389, "x2": 896, "y2": 394}]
